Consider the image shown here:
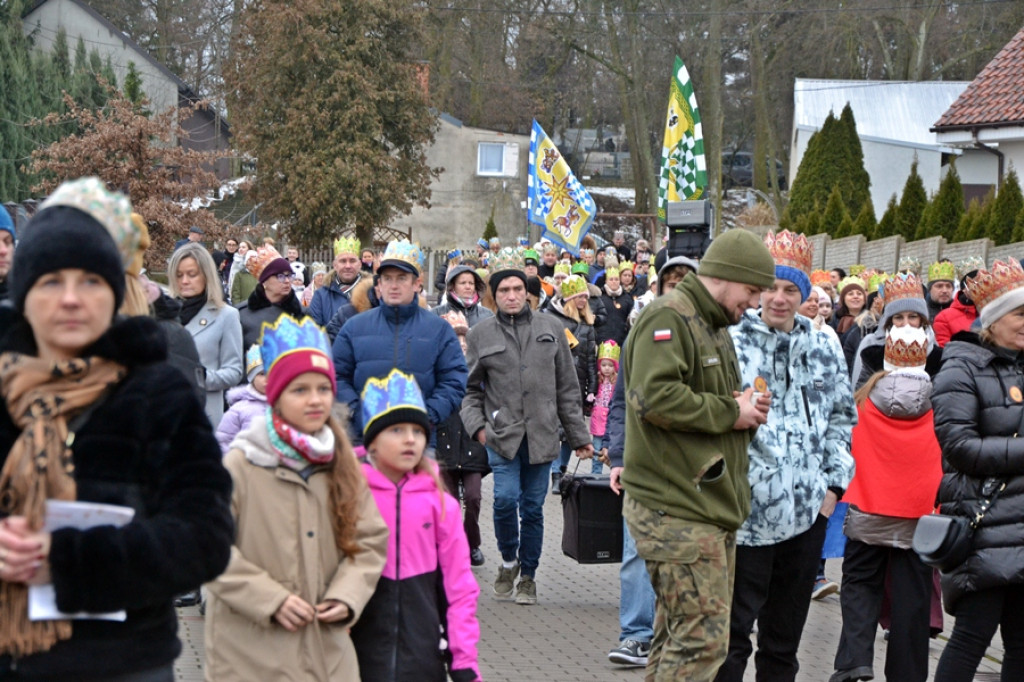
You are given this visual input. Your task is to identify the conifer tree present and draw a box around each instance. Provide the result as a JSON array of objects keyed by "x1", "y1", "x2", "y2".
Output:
[
  {"x1": 988, "y1": 167, "x2": 1024, "y2": 244},
  {"x1": 876, "y1": 194, "x2": 899, "y2": 238},
  {"x1": 896, "y1": 160, "x2": 927, "y2": 240},
  {"x1": 956, "y1": 197, "x2": 983, "y2": 242},
  {"x1": 918, "y1": 163, "x2": 964, "y2": 241},
  {"x1": 834, "y1": 213, "x2": 855, "y2": 239},
  {"x1": 1012, "y1": 204, "x2": 1024, "y2": 243},
  {"x1": 821, "y1": 185, "x2": 849, "y2": 236},
  {"x1": 482, "y1": 211, "x2": 498, "y2": 241},
  {"x1": 967, "y1": 187, "x2": 996, "y2": 241},
  {"x1": 853, "y1": 200, "x2": 877, "y2": 238}
]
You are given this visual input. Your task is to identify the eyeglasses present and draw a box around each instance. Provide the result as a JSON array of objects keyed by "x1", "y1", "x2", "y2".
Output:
[{"x1": 273, "y1": 273, "x2": 292, "y2": 283}]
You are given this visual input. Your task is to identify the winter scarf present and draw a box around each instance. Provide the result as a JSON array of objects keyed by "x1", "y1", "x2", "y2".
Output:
[
  {"x1": 178, "y1": 291, "x2": 208, "y2": 326},
  {"x1": 603, "y1": 283, "x2": 624, "y2": 298},
  {"x1": 266, "y1": 407, "x2": 335, "y2": 472},
  {"x1": 0, "y1": 353, "x2": 126, "y2": 656}
]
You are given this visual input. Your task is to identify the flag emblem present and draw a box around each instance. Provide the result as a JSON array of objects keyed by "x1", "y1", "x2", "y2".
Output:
[
  {"x1": 653, "y1": 329, "x2": 672, "y2": 342},
  {"x1": 657, "y1": 56, "x2": 707, "y2": 222},
  {"x1": 528, "y1": 120, "x2": 595, "y2": 255}
]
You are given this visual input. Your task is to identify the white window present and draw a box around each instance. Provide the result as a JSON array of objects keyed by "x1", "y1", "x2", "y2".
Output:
[{"x1": 477, "y1": 143, "x2": 505, "y2": 176}]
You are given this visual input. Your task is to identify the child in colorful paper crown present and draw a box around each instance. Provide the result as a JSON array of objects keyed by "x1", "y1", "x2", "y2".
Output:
[
  {"x1": 215, "y1": 343, "x2": 268, "y2": 453},
  {"x1": 589, "y1": 340, "x2": 620, "y2": 473},
  {"x1": 204, "y1": 315, "x2": 389, "y2": 681},
  {"x1": 351, "y1": 369, "x2": 482, "y2": 682}
]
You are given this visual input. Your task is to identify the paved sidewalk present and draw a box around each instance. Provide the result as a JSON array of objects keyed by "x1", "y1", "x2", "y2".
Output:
[{"x1": 174, "y1": 463, "x2": 1005, "y2": 681}]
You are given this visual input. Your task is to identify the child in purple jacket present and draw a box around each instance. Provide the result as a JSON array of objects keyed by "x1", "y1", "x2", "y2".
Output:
[{"x1": 216, "y1": 345, "x2": 268, "y2": 453}]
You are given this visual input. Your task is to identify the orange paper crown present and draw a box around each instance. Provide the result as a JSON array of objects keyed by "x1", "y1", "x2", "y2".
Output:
[
  {"x1": 881, "y1": 273, "x2": 924, "y2": 306},
  {"x1": 763, "y1": 230, "x2": 812, "y2": 274},
  {"x1": 810, "y1": 269, "x2": 830, "y2": 287},
  {"x1": 246, "y1": 245, "x2": 283, "y2": 279},
  {"x1": 965, "y1": 259, "x2": 1024, "y2": 312}
]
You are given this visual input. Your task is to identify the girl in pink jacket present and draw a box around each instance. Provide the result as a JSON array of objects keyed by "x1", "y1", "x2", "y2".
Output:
[{"x1": 352, "y1": 369, "x2": 482, "y2": 682}]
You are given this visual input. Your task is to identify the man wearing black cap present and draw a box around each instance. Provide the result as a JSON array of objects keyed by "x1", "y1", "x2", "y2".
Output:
[
  {"x1": 174, "y1": 226, "x2": 204, "y2": 251},
  {"x1": 461, "y1": 256, "x2": 593, "y2": 607}
]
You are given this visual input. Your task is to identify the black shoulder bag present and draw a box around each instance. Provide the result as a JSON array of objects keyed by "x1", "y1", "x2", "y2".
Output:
[{"x1": 913, "y1": 477, "x2": 1005, "y2": 572}]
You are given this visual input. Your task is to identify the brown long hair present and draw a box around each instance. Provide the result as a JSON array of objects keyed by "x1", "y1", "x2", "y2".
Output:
[
  {"x1": 325, "y1": 415, "x2": 368, "y2": 556},
  {"x1": 853, "y1": 369, "x2": 890, "y2": 406}
]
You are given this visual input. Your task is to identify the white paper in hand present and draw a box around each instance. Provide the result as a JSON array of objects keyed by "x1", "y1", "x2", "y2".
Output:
[{"x1": 29, "y1": 500, "x2": 135, "y2": 622}]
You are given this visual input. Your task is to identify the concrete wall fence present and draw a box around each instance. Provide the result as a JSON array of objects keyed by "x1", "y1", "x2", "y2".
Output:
[{"x1": 807, "y1": 232, "x2": 1024, "y2": 272}]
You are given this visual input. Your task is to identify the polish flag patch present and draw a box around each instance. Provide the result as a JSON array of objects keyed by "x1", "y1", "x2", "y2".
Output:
[{"x1": 653, "y1": 329, "x2": 672, "y2": 342}]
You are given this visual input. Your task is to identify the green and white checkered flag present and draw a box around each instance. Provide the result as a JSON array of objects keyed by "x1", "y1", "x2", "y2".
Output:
[{"x1": 657, "y1": 56, "x2": 707, "y2": 222}]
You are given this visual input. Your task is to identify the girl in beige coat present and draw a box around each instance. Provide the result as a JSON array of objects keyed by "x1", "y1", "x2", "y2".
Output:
[{"x1": 204, "y1": 315, "x2": 389, "y2": 681}]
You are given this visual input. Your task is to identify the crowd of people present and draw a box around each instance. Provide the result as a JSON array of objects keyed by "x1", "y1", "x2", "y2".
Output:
[{"x1": 1, "y1": 179, "x2": 1023, "y2": 682}]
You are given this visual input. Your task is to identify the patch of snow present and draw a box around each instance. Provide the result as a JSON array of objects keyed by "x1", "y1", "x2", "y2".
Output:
[{"x1": 181, "y1": 176, "x2": 252, "y2": 210}]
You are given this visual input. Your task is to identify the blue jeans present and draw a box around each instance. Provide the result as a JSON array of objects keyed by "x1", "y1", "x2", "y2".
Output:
[
  {"x1": 620, "y1": 517, "x2": 655, "y2": 643},
  {"x1": 488, "y1": 438, "x2": 549, "y2": 578}
]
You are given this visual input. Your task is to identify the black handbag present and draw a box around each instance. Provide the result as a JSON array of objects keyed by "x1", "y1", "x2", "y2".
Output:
[{"x1": 913, "y1": 478, "x2": 1006, "y2": 571}]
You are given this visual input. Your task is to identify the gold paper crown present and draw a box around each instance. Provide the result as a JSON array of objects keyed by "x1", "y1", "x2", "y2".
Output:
[
  {"x1": 898, "y1": 256, "x2": 922, "y2": 276},
  {"x1": 849, "y1": 264, "x2": 866, "y2": 277},
  {"x1": 618, "y1": 260, "x2": 635, "y2": 274},
  {"x1": 885, "y1": 327, "x2": 928, "y2": 369},
  {"x1": 838, "y1": 276, "x2": 865, "y2": 295},
  {"x1": 560, "y1": 274, "x2": 589, "y2": 300},
  {"x1": 380, "y1": 239, "x2": 423, "y2": 272},
  {"x1": 868, "y1": 272, "x2": 890, "y2": 295},
  {"x1": 763, "y1": 230, "x2": 812, "y2": 274},
  {"x1": 554, "y1": 262, "x2": 571, "y2": 276},
  {"x1": 881, "y1": 273, "x2": 923, "y2": 305},
  {"x1": 956, "y1": 256, "x2": 985, "y2": 282},
  {"x1": 246, "y1": 245, "x2": 283, "y2": 278},
  {"x1": 927, "y1": 261, "x2": 956, "y2": 283},
  {"x1": 965, "y1": 259, "x2": 1024, "y2": 312},
  {"x1": 597, "y1": 340, "x2": 621, "y2": 363},
  {"x1": 489, "y1": 247, "x2": 524, "y2": 273},
  {"x1": 333, "y1": 236, "x2": 361, "y2": 257},
  {"x1": 810, "y1": 269, "x2": 830, "y2": 286}
]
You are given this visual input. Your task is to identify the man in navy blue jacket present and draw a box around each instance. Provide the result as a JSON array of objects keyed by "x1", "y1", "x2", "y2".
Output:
[{"x1": 332, "y1": 240, "x2": 467, "y2": 446}]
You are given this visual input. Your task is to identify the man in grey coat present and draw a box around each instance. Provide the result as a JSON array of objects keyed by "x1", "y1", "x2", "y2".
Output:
[{"x1": 462, "y1": 258, "x2": 593, "y2": 606}]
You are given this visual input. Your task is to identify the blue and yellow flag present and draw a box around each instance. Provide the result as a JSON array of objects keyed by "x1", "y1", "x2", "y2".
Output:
[
  {"x1": 657, "y1": 56, "x2": 707, "y2": 222},
  {"x1": 527, "y1": 120, "x2": 595, "y2": 255}
]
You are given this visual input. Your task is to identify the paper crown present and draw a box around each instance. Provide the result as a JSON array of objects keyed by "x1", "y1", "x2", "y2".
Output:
[
  {"x1": 561, "y1": 274, "x2": 589, "y2": 300},
  {"x1": 881, "y1": 273, "x2": 923, "y2": 305},
  {"x1": 541, "y1": 242, "x2": 560, "y2": 254},
  {"x1": 310, "y1": 261, "x2": 327, "y2": 276},
  {"x1": 598, "y1": 340, "x2": 621, "y2": 363},
  {"x1": 927, "y1": 261, "x2": 956, "y2": 283},
  {"x1": 579, "y1": 248, "x2": 595, "y2": 257},
  {"x1": 810, "y1": 269, "x2": 830, "y2": 287},
  {"x1": 838, "y1": 276, "x2": 866, "y2": 295},
  {"x1": 522, "y1": 248, "x2": 539, "y2": 264},
  {"x1": 570, "y1": 262, "x2": 590, "y2": 276},
  {"x1": 333, "y1": 235, "x2": 361, "y2": 257},
  {"x1": 477, "y1": 238, "x2": 489, "y2": 249},
  {"x1": 440, "y1": 310, "x2": 469, "y2": 335},
  {"x1": 380, "y1": 239, "x2": 423, "y2": 273},
  {"x1": 618, "y1": 260, "x2": 635, "y2": 274},
  {"x1": 965, "y1": 259, "x2": 1024, "y2": 312},
  {"x1": 849, "y1": 264, "x2": 866, "y2": 277},
  {"x1": 884, "y1": 325, "x2": 928, "y2": 370},
  {"x1": 360, "y1": 369, "x2": 428, "y2": 437},
  {"x1": 245, "y1": 343, "x2": 263, "y2": 377},
  {"x1": 247, "y1": 245, "x2": 284, "y2": 279},
  {"x1": 446, "y1": 249, "x2": 462, "y2": 262},
  {"x1": 898, "y1": 255, "x2": 922, "y2": 276},
  {"x1": 956, "y1": 256, "x2": 985, "y2": 282},
  {"x1": 43, "y1": 176, "x2": 137, "y2": 268},
  {"x1": 554, "y1": 262, "x2": 571, "y2": 276},
  {"x1": 763, "y1": 230, "x2": 812, "y2": 274},
  {"x1": 489, "y1": 246, "x2": 523, "y2": 273},
  {"x1": 489, "y1": 237, "x2": 501, "y2": 246},
  {"x1": 259, "y1": 314, "x2": 331, "y2": 377},
  {"x1": 868, "y1": 272, "x2": 890, "y2": 295}
]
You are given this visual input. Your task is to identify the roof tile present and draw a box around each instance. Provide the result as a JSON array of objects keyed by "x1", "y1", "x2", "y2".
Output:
[{"x1": 934, "y1": 27, "x2": 1024, "y2": 129}]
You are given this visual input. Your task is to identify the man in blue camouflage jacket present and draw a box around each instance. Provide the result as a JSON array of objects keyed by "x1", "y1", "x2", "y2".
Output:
[{"x1": 715, "y1": 231, "x2": 856, "y2": 682}]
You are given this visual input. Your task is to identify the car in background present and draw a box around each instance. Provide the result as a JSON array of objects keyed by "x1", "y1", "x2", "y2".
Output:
[{"x1": 722, "y1": 151, "x2": 787, "y2": 190}]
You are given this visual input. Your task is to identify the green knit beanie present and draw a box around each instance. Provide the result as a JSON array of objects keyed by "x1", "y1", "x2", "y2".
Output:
[{"x1": 697, "y1": 229, "x2": 776, "y2": 289}]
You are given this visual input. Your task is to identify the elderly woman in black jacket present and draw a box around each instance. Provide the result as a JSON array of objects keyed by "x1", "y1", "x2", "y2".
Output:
[
  {"x1": 931, "y1": 258, "x2": 1024, "y2": 682},
  {"x1": 0, "y1": 178, "x2": 232, "y2": 681}
]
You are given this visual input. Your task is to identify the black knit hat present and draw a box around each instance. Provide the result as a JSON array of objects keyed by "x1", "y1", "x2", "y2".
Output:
[{"x1": 11, "y1": 206, "x2": 126, "y2": 312}]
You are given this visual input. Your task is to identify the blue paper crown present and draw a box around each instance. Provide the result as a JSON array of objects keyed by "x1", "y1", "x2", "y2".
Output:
[
  {"x1": 245, "y1": 343, "x2": 263, "y2": 375},
  {"x1": 259, "y1": 315, "x2": 331, "y2": 376},
  {"x1": 381, "y1": 239, "x2": 423, "y2": 270},
  {"x1": 361, "y1": 369, "x2": 427, "y2": 433},
  {"x1": 446, "y1": 248, "x2": 462, "y2": 262}
]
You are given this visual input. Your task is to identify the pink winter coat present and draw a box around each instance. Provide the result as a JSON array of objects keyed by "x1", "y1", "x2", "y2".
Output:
[
  {"x1": 216, "y1": 385, "x2": 267, "y2": 453},
  {"x1": 352, "y1": 462, "x2": 481, "y2": 682}
]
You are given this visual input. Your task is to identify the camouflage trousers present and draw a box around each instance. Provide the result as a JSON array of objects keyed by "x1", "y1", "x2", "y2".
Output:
[{"x1": 623, "y1": 495, "x2": 736, "y2": 682}]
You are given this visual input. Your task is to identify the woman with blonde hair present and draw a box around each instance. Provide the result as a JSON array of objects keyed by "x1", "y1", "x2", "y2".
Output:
[{"x1": 168, "y1": 243, "x2": 244, "y2": 426}]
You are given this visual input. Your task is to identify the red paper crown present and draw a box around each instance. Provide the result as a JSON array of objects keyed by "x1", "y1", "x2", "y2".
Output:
[
  {"x1": 884, "y1": 333, "x2": 928, "y2": 368},
  {"x1": 881, "y1": 273, "x2": 924, "y2": 306},
  {"x1": 764, "y1": 230, "x2": 812, "y2": 274},
  {"x1": 965, "y1": 259, "x2": 1024, "y2": 312},
  {"x1": 246, "y1": 245, "x2": 283, "y2": 279}
]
